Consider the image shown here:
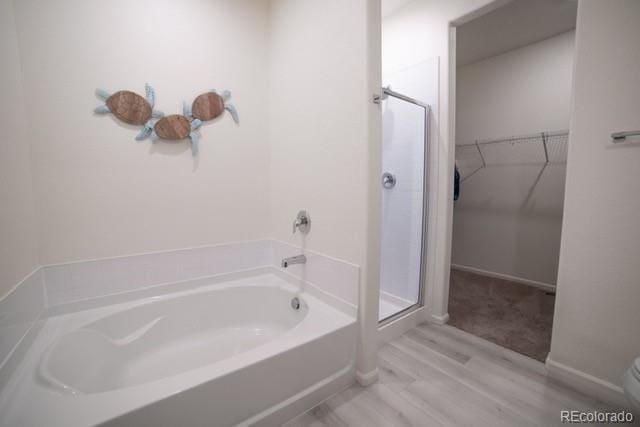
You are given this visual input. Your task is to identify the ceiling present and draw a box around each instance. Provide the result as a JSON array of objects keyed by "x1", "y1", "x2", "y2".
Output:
[{"x1": 457, "y1": 0, "x2": 577, "y2": 67}]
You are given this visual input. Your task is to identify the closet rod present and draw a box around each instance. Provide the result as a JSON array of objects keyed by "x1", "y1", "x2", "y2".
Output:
[{"x1": 457, "y1": 130, "x2": 569, "y2": 148}]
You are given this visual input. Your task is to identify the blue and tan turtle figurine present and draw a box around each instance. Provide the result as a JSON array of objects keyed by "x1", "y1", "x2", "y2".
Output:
[
  {"x1": 94, "y1": 83, "x2": 163, "y2": 140},
  {"x1": 185, "y1": 89, "x2": 239, "y2": 124},
  {"x1": 151, "y1": 107, "x2": 202, "y2": 156}
]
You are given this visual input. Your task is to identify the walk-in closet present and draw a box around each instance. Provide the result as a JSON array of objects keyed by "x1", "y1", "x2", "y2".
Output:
[{"x1": 450, "y1": 0, "x2": 577, "y2": 361}]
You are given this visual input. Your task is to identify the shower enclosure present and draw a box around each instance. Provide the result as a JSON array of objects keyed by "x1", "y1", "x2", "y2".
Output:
[{"x1": 378, "y1": 88, "x2": 429, "y2": 322}]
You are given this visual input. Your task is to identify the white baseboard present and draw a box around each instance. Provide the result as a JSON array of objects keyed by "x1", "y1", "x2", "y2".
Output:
[
  {"x1": 429, "y1": 312, "x2": 450, "y2": 325},
  {"x1": 451, "y1": 264, "x2": 556, "y2": 293},
  {"x1": 356, "y1": 368, "x2": 379, "y2": 386},
  {"x1": 545, "y1": 356, "x2": 629, "y2": 408}
]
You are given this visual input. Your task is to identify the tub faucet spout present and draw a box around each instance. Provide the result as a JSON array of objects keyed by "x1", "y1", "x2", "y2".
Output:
[{"x1": 281, "y1": 255, "x2": 306, "y2": 268}]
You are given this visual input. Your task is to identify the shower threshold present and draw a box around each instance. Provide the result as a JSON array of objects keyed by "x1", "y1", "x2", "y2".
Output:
[{"x1": 378, "y1": 291, "x2": 415, "y2": 321}]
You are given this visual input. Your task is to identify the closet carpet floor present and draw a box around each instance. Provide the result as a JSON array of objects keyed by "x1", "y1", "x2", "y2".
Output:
[{"x1": 448, "y1": 269, "x2": 555, "y2": 362}]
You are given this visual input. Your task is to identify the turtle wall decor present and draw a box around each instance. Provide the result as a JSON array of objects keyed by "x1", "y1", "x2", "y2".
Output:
[
  {"x1": 151, "y1": 104, "x2": 202, "y2": 155},
  {"x1": 94, "y1": 84, "x2": 164, "y2": 141},
  {"x1": 94, "y1": 84, "x2": 239, "y2": 156},
  {"x1": 184, "y1": 89, "x2": 239, "y2": 124}
]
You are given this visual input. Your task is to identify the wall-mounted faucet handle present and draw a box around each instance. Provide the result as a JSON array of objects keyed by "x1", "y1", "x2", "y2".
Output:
[{"x1": 292, "y1": 210, "x2": 311, "y2": 234}]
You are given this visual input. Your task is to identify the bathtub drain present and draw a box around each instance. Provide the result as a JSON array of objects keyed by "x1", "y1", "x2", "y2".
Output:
[{"x1": 291, "y1": 297, "x2": 300, "y2": 310}]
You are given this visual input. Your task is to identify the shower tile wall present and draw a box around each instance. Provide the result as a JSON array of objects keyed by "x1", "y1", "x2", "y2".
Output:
[
  {"x1": 380, "y1": 59, "x2": 438, "y2": 309},
  {"x1": 381, "y1": 98, "x2": 424, "y2": 304}
]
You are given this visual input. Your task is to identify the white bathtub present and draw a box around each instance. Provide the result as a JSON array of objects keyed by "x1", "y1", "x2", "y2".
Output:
[{"x1": 0, "y1": 273, "x2": 357, "y2": 426}]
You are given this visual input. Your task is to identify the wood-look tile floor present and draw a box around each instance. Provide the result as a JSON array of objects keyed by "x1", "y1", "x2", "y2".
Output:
[{"x1": 285, "y1": 322, "x2": 627, "y2": 427}]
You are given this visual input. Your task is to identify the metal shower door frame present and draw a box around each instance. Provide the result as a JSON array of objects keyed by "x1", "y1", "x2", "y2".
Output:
[{"x1": 378, "y1": 87, "x2": 430, "y2": 325}]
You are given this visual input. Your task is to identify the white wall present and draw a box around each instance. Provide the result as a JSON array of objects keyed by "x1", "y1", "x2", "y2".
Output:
[
  {"x1": 268, "y1": 0, "x2": 370, "y2": 267},
  {"x1": 0, "y1": 0, "x2": 39, "y2": 297},
  {"x1": 452, "y1": 31, "x2": 574, "y2": 286},
  {"x1": 382, "y1": 0, "x2": 497, "y2": 319},
  {"x1": 267, "y1": 0, "x2": 379, "y2": 381},
  {"x1": 456, "y1": 31, "x2": 574, "y2": 143},
  {"x1": 549, "y1": 0, "x2": 640, "y2": 402},
  {"x1": 12, "y1": 0, "x2": 271, "y2": 266}
]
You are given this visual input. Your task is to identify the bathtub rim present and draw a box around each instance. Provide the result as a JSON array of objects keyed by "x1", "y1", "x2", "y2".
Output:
[
  {"x1": 35, "y1": 278, "x2": 313, "y2": 395},
  {"x1": 40, "y1": 265, "x2": 357, "y2": 320},
  {"x1": 35, "y1": 273, "x2": 355, "y2": 392},
  {"x1": 0, "y1": 272, "x2": 357, "y2": 427}
]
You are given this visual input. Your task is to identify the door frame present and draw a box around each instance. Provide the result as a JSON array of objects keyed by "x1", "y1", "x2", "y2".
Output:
[{"x1": 430, "y1": 0, "x2": 512, "y2": 323}]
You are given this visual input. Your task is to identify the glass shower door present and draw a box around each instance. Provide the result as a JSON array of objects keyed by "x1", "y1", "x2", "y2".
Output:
[{"x1": 379, "y1": 89, "x2": 429, "y2": 322}]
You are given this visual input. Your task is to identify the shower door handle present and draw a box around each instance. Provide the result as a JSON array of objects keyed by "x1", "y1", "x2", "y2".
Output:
[{"x1": 382, "y1": 172, "x2": 396, "y2": 189}]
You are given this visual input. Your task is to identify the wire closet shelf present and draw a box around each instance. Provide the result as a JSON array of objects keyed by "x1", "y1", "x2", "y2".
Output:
[{"x1": 456, "y1": 130, "x2": 569, "y2": 181}]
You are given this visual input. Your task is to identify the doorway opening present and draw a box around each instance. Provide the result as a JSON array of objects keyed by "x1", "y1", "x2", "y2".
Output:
[{"x1": 449, "y1": 0, "x2": 577, "y2": 361}]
